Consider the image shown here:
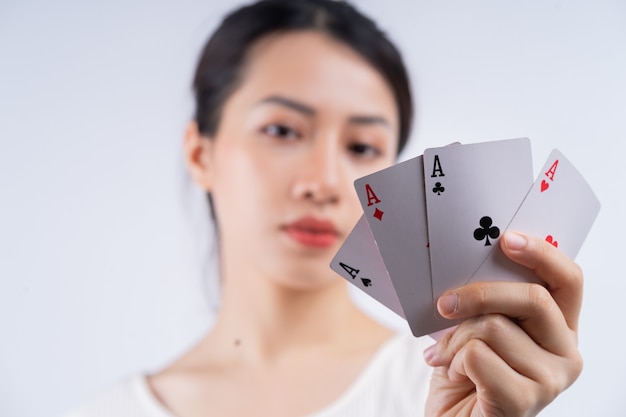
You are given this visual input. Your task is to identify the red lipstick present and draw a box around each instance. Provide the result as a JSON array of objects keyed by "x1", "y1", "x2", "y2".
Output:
[{"x1": 283, "y1": 217, "x2": 339, "y2": 248}]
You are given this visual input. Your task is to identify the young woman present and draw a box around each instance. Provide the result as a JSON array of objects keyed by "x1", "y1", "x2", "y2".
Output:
[{"x1": 67, "y1": 1, "x2": 583, "y2": 416}]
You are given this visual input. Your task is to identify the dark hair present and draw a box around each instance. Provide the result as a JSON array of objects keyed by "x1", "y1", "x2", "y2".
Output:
[{"x1": 192, "y1": 0, "x2": 413, "y2": 154}]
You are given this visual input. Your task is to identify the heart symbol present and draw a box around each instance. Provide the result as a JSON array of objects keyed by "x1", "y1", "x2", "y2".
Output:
[
  {"x1": 540, "y1": 180, "x2": 549, "y2": 192},
  {"x1": 545, "y1": 235, "x2": 558, "y2": 247}
]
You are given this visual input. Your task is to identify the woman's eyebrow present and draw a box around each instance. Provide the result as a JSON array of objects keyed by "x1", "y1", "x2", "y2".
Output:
[
  {"x1": 348, "y1": 115, "x2": 391, "y2": 129},
  {"x1": 256, "y1": 95, "x2": 316, "y2": 116},
  {"x1": 256, "y1": 95, "x2": 391, "y2": 129}
]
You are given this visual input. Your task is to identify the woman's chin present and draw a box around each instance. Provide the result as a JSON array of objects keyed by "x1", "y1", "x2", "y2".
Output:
[{"x1": 269, "y1": 266, "x2": 343, "y2": 293}]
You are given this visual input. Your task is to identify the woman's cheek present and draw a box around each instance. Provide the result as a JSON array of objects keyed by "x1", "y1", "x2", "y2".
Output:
[{"x1": 215, "y1": 146, "x2": 282, "y2": 214}]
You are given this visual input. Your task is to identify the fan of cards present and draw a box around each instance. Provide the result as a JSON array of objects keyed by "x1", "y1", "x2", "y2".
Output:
[{"x1": 330, "y1": 138, "x2": 600, "y2": 337}]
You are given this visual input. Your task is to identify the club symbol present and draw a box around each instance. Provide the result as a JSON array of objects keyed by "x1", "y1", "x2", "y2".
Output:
[
  {"x1": 473, "y1": 216, "x2": 500, "y2": 246},
  {"x1": 361, "y1": 278, "x2": 372, "y2": 287},
  {"x1": 373, "y1": 207, "x2": 384, "y2": 221},
  {"x1": 432, "y1": 182, "x2": 445, "y2": 195}
]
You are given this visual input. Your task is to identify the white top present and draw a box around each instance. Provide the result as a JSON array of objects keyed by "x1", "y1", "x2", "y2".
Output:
[{"x1": 64, "y1": 333, "x2": 433, "y2": 417}]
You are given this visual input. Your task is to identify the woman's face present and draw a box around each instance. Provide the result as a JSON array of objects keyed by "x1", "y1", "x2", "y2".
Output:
[{"x1": 188, "y1": 31, "x2": 399, "y2": 290}]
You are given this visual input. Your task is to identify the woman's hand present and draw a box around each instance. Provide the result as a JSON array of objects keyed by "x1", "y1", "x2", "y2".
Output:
[{"x1": 424, "y1": 231, "x2": 583, "y2": 417}]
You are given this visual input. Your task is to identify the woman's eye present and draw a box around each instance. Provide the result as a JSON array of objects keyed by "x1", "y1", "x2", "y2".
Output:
[
  {"x1": 348, "y1": 142, "x2": 382, "y2": 158},
  {"x1": 262, "y1": 124, "x2": 300, "y2": 140}
]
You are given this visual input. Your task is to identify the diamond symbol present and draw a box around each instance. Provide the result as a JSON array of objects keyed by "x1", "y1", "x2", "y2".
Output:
[{"x1": 373, "y1": 208, "x2": 384, "y2": 221}]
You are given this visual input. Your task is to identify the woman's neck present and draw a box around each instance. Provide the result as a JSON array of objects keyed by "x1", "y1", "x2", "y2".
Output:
[{"x1": 200, "y1": 267, "x2": 389, "y2": 366}]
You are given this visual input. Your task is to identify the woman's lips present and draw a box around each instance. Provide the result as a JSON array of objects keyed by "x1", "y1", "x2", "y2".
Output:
[{"x1": 283, "y1": 217, "x2": 339, "y2": 248}]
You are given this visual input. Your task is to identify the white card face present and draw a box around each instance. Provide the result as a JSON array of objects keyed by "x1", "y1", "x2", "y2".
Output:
[
  {"x1": 330, "y1": 215, "x2": 405, "y2": 318},
  {"x1": 469, "y1": 149, "x2": 601, "y2": 284},
  {"x1": 423, "y1": 138, "x2": 533, "y2": 300},
  {"x1": 354, "y1": 156, "x2": 454, "y2": 336}
]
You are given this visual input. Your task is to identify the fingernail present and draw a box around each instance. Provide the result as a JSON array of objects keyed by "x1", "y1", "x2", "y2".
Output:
[
  {"x1": 438, "y1": 293, "x2": 458, "y2": 316},
  {"x1": 423, "y1": 344, "x2": 437, "y2": 364},
  {"x1": 503, "y1": 231, "x2": 527, "y2": 251}
]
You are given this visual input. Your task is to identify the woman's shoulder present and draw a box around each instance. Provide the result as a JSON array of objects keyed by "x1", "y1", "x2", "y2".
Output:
[{"x1": 63, "y1": 373, "x2": 174, "y2": 417}]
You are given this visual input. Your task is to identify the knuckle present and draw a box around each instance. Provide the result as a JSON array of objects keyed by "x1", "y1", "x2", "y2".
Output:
[
  {"x1": 543, "y1": 373, "x2": 565, "y2": 402},
  {"x1": 458, "y1": 282, "x2": 492, "y2": 315},
  {"x1": 569, "y1": 262, "x2": 584, "y2": 289},
  {"x1": 463, "y1": 338, "x2": 490, "y2": 362},
  {"x1": 527, "y1": 283, "x2": 555, "y2": 312},
  {"x1": 471, "y1": 282, "x2": 492, "y2": 309},
  {"x1": 437, "y1": 327, "x2": 455, "y2": 351},
  {"x1": 568, "y1": 351, "x2": 584, "y2": 383},
  {"x1": 477, "y1": 313, "x2": 511, "y2": 337},
  {"x1": 536, "y1": 357, "x2": 582, "y2": 405}
]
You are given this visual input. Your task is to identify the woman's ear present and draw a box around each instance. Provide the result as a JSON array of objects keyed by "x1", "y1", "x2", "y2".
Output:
[{"x1": 184, "y1": 121, "x2": 214, "y2": 190}]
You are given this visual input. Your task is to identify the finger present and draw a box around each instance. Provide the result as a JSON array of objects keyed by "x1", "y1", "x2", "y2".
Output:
[
  {"x1": 425, "y1": 313, "x2": 560, "y2": 383},
  {"x1": 436, "y1": 281, "x2": 576, "y2": 356},
  {"x1": 425, "y1": 314, "x2": 582, "y2": 395},
  {"x1": 500, "y1": 231, "x2": 583, "y2": 331},
  {"x1": 447, "y1": 338, "x2": 549, "y2": 417}
]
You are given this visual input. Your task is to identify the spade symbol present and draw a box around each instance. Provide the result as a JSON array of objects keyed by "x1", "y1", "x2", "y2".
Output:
[
  {"x1": 361, "y1": 278, "x2": 372, "y2": 287},
  {"x1": 432, "y1": 182, "x2": 445, "y2": 195},
  {"x1": 473, "y1": 216, "x2": 500, "y2": 246}
]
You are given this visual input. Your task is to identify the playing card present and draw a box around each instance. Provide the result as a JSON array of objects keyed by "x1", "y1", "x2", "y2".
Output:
[
  {"x1": 330, "y1": 215, "x2": 405, "y2": 318},
  {"x1": 355, "y1": 156, "x2": 454, "y2": 336},
  {"x1": 423, "y1": 138, "x2": 533, "y2": 302},
  {"x1": 469, "y1": 149, "x2": 601, "y2": 284}
]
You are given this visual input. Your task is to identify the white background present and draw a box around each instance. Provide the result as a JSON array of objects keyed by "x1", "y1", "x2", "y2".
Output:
[{"x1": 1, "y1": 1, "x2": 625, "y2": 416}]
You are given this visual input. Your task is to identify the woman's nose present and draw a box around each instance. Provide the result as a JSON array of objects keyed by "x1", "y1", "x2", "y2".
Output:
[{"x1": 290, "y1": 139, "x2": 342, "y2": 205}]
